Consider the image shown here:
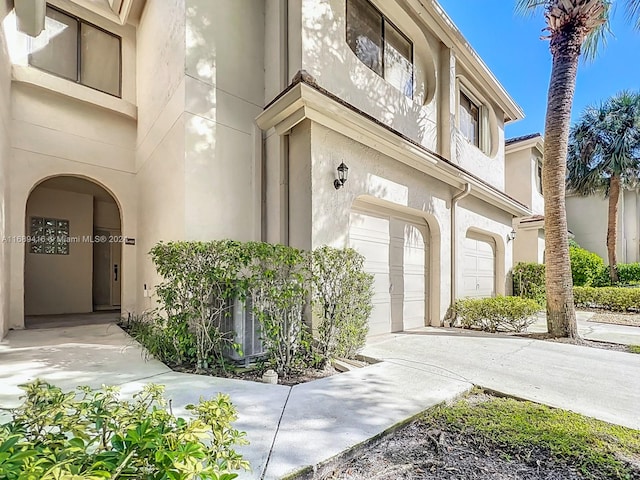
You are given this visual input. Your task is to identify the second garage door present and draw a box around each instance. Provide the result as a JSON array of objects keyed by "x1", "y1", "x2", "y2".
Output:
[{"x1": 462, "y1": 232, "x2": 495, "y2": 298}]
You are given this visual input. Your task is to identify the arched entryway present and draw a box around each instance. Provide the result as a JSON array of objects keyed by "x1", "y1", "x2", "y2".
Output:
[{"x1": 24, "y1": 176, "x2": 122, "y2": 322}]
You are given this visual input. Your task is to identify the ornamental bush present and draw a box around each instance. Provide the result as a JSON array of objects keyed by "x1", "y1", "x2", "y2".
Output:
[
  {"x1": 573, "y1": 286, "x2": 640, "y2": 311},
  {"x1": 310, "y1": 246, "x2": 374, "y2": 361},
  {"x1": 512, "y1": 262, "x2": 546, "y2": 306},
  {"x1": 0, "y1": 380, "x2": 248, "y2": 480},
  {"x1": 245, "y1": 242, "x2": 309, "y2": 376},
  {"x1": 569, "y1": 244, "x2": 605, "y2": 287},
  {"x1": 616, "y1": 263, "x2": 640, "y2": 285},
  {"x1": 150, "y1": 241, "x2": 249, "y2": 372},
  {"x1": 455, "y1": 296, "x2": 541, "y2": 333},
  {"x1": 144, "y1": 241, "x2": 374, "y2": 377}
]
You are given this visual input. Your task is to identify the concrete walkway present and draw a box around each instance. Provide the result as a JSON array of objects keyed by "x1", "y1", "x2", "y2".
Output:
[
  {"x1": 0, "y1": 324, "x2": 470, "y2": 480},
  {"x1": 1, "y1": 320, "x2": 639, "y2": 478}
]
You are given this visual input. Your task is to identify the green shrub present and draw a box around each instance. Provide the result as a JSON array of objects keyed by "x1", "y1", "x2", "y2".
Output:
[
  {"x1": 616, "y1": 263, "x2": 640, "y2": 284},
  {"x1": 121, "y1": 313, "x2": 186, "y2": 365},
  {"x1": 246, "y1": 242, "x2": 310, "y2": 376},
  {"x1": 147, "y1": 241, "x2": 374, "y2": 377},
  {"x1": 512, "y1": 262, "x2": 545, "y2": 305},
  {"x1": 455, "y1": 296, "x2": 541, "y2": 333},
  {"x1": 0, "y1": 380, "x2": 248, "y2": 480},
  {"x1": 150, "y1": 241, "x2": 248, "y2": 372},
  {"x1": 570, "y1": 245, "x2": 605, "y2": 286},
  {"x1": 310, "y1": 247, "x2": 374, "y2": 361},
  {"x1": 573, "y1": 286, "x2": 640, "y2": 311}
]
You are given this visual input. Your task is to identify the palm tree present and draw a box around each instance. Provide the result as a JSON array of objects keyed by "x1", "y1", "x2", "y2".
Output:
[
  {"x1": 567, "y1": 91, "x2": 640, "y2": 284},
  {"x1": 516, "y1": 0, "x2": 640, "y2": 338}
]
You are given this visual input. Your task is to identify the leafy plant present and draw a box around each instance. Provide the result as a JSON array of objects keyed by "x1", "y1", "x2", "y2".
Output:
[
  {"x1": 512, "y1": 262, "x2": 546, "y2": 306},
  {"x1": 569, "y1": 244, "x2": 605, "y2": 287},
  {"x1": 246, "y1": 242, "x2": 309, "y2": 376},
  {"x1": 0, "y1": 380, "x2": 249, "y2": 479},
  {"x1": 455, "y1": 296, "x2": 541, "y2": 333},
  {"x1": 310, "y1": 247, "x2": 373, "y2": 361},
  {"x1": 150, "y1": 241, "x2": 248, "y2": 372}
]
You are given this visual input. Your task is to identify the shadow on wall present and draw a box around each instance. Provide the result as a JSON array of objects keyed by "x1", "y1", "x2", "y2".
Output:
[{"x1": 301, "y1": 0, "x2": 436, "y2": 150}]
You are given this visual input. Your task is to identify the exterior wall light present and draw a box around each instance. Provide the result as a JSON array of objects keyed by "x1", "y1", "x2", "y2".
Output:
[
  {"x1": 334, "y1": 162, "x2": 349, "y2": 189},
  {"x1": 507, "y1": 229, "x2": 517, "y2": 242}
]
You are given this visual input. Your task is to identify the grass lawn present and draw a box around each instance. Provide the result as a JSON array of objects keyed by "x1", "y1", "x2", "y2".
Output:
[
  {"x1": 323, "y1": 390, "x2": 640, "y2": 479},
  {"x1": 425, "y1": 392, "x2": 640, "y2": 479}
]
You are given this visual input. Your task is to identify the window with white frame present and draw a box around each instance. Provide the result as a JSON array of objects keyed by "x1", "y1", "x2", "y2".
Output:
[
  {"x1": 28, "y1": 6, "x2": 121, "y2": 97},
  {"x1": 346, "y1": 0, "x2": 414, "y2": 98}
]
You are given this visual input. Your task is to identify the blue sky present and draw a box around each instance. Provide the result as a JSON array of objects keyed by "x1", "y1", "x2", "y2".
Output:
[{"x1": 437, "y1": 0, "x2": 640, "y2": 139}]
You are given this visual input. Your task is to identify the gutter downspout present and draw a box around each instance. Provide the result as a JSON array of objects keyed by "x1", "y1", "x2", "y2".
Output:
[
  {"x1": 445, "y1": 183, "x2": 471, "y2": 326},
  {"x1": 281, "y1": 0, "x2": 290, "y2": 245}
]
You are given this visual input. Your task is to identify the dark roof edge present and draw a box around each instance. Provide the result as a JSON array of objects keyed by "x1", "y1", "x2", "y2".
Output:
[{"x1": 506, "y1": 132, "x2": 543, "y2": 146}]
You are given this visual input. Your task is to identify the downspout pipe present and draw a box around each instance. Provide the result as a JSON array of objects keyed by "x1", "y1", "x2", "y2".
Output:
[{"x1": 445, "y1": 183, "x2": 471, "y2": 325}]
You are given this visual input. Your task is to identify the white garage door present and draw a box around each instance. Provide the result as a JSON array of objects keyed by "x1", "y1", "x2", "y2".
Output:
[
  {"x1": 349, "y1": 212, "x2": 391, "y2": 335},
  {"x1": 463, "y1": 233, "x2": 495, "y2": 298},
  {"x1": 349, "y1": 211, "x2": 427, "y2": 335}
]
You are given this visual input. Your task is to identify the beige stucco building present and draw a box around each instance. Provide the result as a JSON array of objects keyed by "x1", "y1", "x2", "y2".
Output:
[
  {"x1": 567, "y1": 190, "x2": 640, "y2": 264},
  {"x1": 505, "y1": 133, "x2": 545, "y2": 265},
  {"x1": 0, "y1": 0, "x2": 541, "y2": 339}
]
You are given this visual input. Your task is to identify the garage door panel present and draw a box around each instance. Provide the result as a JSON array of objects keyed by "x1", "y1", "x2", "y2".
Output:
[
  {"x1": 463, "y1": 233, "x2": 495, "y2": 299},
  {"x1": 350, "y1": 211, "x2": 428, "y2": 334},
  {"x1": 349, "y1": 212, "x2": 391, "y2": 335}
]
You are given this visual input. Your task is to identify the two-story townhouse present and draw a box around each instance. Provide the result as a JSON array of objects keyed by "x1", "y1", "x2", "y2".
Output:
[
  {"x1": 505, "y1": 133, "x2": 546, "y2": 265},
  {"x1": 0, "y1": 0, "x2": 532, "y2": 339}
]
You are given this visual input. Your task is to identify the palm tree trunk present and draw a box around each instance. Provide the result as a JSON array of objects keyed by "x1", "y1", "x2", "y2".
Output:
[
  {"x1": 607, "y1": 174, "x2": 621, "y2": 284},
  {"x1": 543, "y1": 27, "x2": 580, "y2": 339}
]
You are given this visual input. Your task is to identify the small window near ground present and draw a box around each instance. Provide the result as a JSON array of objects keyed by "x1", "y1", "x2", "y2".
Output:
[
  {"x1": 30, "y1": 217, "x2": 70, "y2": 255},
  {"x1": 346, "y1": 0, "x2": 414, "y2": 98},
  {"x1": 459, "y1": 91, "x2": 480, "y2": 147},
  {"x1": 28, "y1": 6, "x2": 121, "y2": 97}
]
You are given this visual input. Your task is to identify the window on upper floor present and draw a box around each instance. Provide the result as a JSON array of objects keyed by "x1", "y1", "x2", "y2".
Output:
[
  {"x1": 536, "y1": 157, "x2": 543, "y2": 195},
  {"x1": 459, "y1": 91, "x2": 480, "y2": 147},
  {"x1": 28, "y1": 6, "x2": 121, "y2": 97},
  {"x1": 458, "y1": 87, "x2": 493, "y2": 155},
  {"x1": 346, "y1": 0, "x2": 414, "y2": 98}
]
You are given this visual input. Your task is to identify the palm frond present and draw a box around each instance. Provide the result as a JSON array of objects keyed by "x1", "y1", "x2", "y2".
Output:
[
  {"x1": 566, "y1": 90, "x2": 640, "y2": 198},
  {"x1": 515, "y1": 0, "x2": 548, "y2": 16},
  {"x1": 626, "y1": 0, "x2": 640, "y2": 29}
]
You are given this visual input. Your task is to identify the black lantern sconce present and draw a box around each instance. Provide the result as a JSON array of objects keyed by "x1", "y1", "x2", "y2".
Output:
[
  {"x1": 507, "y1": 229, "x2": 517, "y2": 243},
  {"x1": 334, "y1": 162, "x2": 349, "y2": 190}
]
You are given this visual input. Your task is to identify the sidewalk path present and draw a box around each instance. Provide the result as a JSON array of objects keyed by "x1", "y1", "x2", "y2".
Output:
[{"x1": 2, "y1": 321, "x2": 638, "y2": 478}]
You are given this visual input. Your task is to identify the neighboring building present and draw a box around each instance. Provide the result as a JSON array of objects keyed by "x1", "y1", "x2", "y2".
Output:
[
  {"x1": 505, "y1": 133, "x2": 545, "y2": 265},
  {"x1": 567, "y1": 190, "x2": 640, "y2": 264},
  {"x1": 0, "y1": 0, "x2": 536, "y2": 339}
]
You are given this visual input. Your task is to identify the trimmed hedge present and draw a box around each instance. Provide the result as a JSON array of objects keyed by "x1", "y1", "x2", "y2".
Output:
[
  {"x1": 455, "y1": 296, "x2": 541, "y2": 333},
  {"x1": 573, "y1": 286, "x2": 640, "y2": 312}
]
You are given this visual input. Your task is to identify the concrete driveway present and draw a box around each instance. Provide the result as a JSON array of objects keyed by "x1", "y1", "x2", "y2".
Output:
[{"x1": 362, "y1": 327, "x2": 640, "y2": 430}]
